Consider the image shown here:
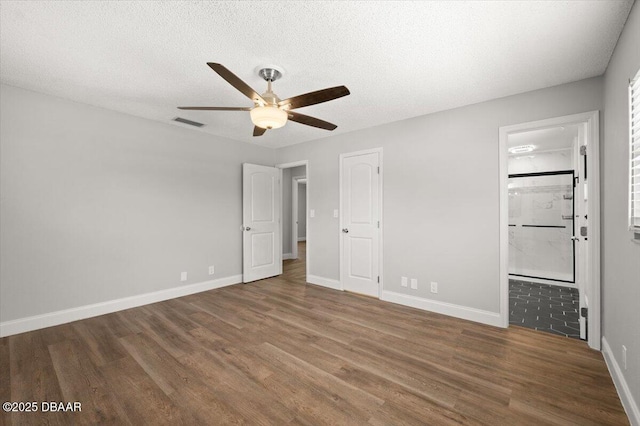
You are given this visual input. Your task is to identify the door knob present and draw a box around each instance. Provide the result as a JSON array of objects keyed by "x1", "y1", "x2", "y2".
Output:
[
  {"x1": 342, "y1": 228, "x2": 349, "y2": 233},
  {"x1": 244, "y1": 226, "x2": 251, "y2": 231},
  {"x1": 571, "y1": 236, "x2": 579, "y2": 241}
]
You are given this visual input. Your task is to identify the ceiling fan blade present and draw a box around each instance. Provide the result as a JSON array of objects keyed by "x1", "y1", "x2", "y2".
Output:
[
  {"x1": 177, "y1": 106, "x2": 252, "y2": 111},
  {"x1": 278, "y1": 86, "x2": 350, "y2": 110},
  {"x1": 253, "y1": 126, "x2": 267, "y2": 137},
  {"x1": 287, "y1": 111, "x2": 337, "y2": 131},
  {"x1": 207, "y1": 63, "x2": 265, "y2": 104}
]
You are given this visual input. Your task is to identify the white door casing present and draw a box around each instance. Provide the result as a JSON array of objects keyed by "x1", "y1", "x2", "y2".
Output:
[
  {"x1": 574, "y1": 124, "x2": 588, "y2": 340},
  {"x1": 242, "y1": 163, "x2": 282, "y2": 283},
  {"x1": 340, "y1": 149, "x2": 382, "y2": 297}
]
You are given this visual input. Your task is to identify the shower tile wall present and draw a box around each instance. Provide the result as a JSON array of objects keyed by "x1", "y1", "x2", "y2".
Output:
[{"x1": 508, "y1": 173, "x2": 574, "y2": 283}]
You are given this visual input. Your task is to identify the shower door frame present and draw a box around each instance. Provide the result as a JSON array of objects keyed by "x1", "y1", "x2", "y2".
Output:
[
  {"x1": 507, "y1": 170, "x2": 576, "y2": 284},
  {"x1": 499, "y1": 111, "x2": 600, "y2": 350}
]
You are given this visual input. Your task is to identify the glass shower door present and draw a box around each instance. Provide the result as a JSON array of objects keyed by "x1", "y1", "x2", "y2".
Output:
[{"x1": 508, "y1": 171, "x2": 575, "y2": 283}]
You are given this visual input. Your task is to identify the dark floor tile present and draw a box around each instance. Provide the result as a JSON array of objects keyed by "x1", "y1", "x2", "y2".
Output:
[{"x1": 509, "y1": 280, "x2": 581, "y2": 340}]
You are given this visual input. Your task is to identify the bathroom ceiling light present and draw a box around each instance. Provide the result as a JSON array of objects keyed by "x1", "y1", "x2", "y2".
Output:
[{"x1": 508, "y1": 145, "x2": 535, "y2": 154}]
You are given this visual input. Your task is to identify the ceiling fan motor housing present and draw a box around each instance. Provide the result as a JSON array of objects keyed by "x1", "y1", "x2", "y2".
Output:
[{"x1": 257, "y1": 65, "x2": 284, "y2": 82}]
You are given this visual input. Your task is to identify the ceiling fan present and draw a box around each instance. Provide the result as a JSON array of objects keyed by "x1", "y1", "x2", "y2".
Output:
[{"x1": 178, "y1": 63, "x2": 350, "y2": 137}]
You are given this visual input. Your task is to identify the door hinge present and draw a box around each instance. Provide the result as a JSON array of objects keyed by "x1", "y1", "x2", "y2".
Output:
[
  {"x1": 377, "y1": 166, "x2": 380, "y2": 174},
  {"x1": 574, "y1": 176, "x2": 579, "y2": 187},
  {"x1": 580, "y1": 145, "x2": 587, "y2": 156},
  {"x1": 581, "y1": 307, "x2": 588, "y2": 318},
  {"x1": 377, "y1": 276, "x2": 380, "y2": 283},
  {"x1": 377, "y1": 221, "x2": 380, "y2": 228}
]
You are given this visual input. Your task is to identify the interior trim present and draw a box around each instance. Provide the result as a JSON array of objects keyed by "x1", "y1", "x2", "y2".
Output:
[
  {"x1": 381, "y1": 290, "x2": 503, "y2": 328},
  {"x1": 602, "y1": 337, "x2": 639, "y2": 426},
  {"x1": 0, "y1": 274, "x2": 242, "y2": 337},
  {"x1": 307, "y1": 275, "x2": 342, "y2": 291}
]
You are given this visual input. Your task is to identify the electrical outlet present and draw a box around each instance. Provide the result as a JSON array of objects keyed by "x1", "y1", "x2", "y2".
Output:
[
  {"x1": 208, "y1": 265, "x2": 215, "y2": 275},
  {"x1": 410, "y1": 278, "x2": 418, "y2": 289},
  {"x1": 180, "y1": 272, "x2": 187, "y2": 282},
  {"x1": 310, "y1": 209, "x2": 315, "y2": 218},
  {"x1": 333, "y1": 209, "x2": 339, "y2": 218},
  {"x1": 430, "y1": 282, "x2": 438, "y2": 294},
  {"x1": 401, "y1": 277, "x2": 408, "y2": 287},
  {"x1": 622, "y1": 345, "x2": 627, "y2": 370}
]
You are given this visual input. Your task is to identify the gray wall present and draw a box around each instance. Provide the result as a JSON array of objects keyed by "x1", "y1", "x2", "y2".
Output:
[
  {"x1": 298, "y1": 183, "x2": 307, "y2": 239},
  {"x1": 281, "y1": 165, "x2": 306, "y2": 255},
  {"x1": 275, "y1": 77, "x2": 603, "y2": 313},
  {"x1": 602, "y1": 1, "x2": 640, "y2": 412},
  {"x1": 0, "y1": 84, "x2": 275, "y2": 322}
]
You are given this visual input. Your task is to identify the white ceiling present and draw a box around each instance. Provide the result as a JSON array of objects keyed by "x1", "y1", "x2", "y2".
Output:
[
  {"x1": 508, "y1": 124, "x2": 579, "y2": 153},
  {"x1": 0, "y1": 1, "x2": 633, "y2": 149}
]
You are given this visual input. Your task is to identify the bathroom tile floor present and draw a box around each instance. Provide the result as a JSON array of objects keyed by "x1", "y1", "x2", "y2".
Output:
[{"x1": 509, "y1": 279, "x2": 581, "y2": 339}]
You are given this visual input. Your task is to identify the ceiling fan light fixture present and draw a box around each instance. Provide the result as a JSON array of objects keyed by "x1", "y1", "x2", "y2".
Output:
[{"x1": 250, "y1": 105, "x2": 287, "y2": 129}]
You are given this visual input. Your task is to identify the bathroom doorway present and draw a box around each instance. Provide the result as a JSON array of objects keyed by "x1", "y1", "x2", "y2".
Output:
[{"x1": 499, "y1": 111, "x2": 601, "y2": 349}]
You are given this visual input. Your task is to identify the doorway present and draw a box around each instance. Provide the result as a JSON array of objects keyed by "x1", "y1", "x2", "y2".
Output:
[
  {"x1": 292, "y1": 176, "x2": 307, "y2": 260},
  {"x1": 277, "y1": 161, "x2": 309, "y2": 282},
  {"x1": 499, "y1": 111, "x2": 601, "y2": 349}
]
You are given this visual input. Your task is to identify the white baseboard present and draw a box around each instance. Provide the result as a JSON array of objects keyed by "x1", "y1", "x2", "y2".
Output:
[
  {"x1": 0, "y1": 275, "x2": 242, "y2": 338},
  {"x1": 283, "y1": 253, "x2": 295, "y2": 260},
  {"x1": 381, "y1": 290, "x2": 503, "y2": 328},
  {"x1": 602, "y1": 337, "x2": 639, "y2": 426},
  {"x1": 307, "y1": 275, "x2": 342, "y2": 291},
  {"x1": 297, "y1": 237, "x2": 306, "y2": 242}
]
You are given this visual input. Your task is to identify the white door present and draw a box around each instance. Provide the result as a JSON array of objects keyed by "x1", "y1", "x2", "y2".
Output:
[
  {"x1": 243, "y1": 163, "x2": 282, "y2": 283},
  {"x1": 340, "y1": 150, "x2": 380, "y2": 297}
]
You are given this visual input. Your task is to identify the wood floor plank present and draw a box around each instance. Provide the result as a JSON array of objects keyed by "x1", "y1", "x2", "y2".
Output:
[
  {"x1": 7, "y1": 331, "x2": 66, "y2": 426},
  {"x1": 48, "y1": 339, "x2": 130, "y2": 425},
  {"x1": 99, "y1": 356, "x2": 197, "y2": 425},
  {"x1": 118, "y1": 332, "x2": 247, "y2": 424},
  {"x1": 0, "y1": 337, "x2": 11, "y2": 426},
  {"x1": 0, "y1": 242, "x2": 629, "y2": 425}
]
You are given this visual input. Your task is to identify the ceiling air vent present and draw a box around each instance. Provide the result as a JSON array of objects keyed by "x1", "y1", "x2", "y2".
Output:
[{"x1": 173, "y1": 117, "x2": 205, "y2": 127}]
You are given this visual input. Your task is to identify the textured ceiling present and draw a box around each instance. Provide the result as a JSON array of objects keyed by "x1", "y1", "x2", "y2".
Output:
[{"x1": 0, "y1": 1, "x2": 633, "y2": 149}]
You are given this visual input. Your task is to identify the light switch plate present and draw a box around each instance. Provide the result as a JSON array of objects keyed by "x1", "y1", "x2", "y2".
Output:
[
  {"x1": 333, "y1": 209, "x2": 339, "y2": 218},
  {"x1": 310, "y1": 209, "x2": 315, "y2": 218},
  {"x1": 401, "y1": 277, "x2": 408, "y2": 287}
]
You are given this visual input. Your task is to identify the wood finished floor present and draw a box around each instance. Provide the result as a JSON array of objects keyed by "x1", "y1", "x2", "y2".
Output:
[{"x1": 1, "y1": 242, "x2": 628, "y2": 425}]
